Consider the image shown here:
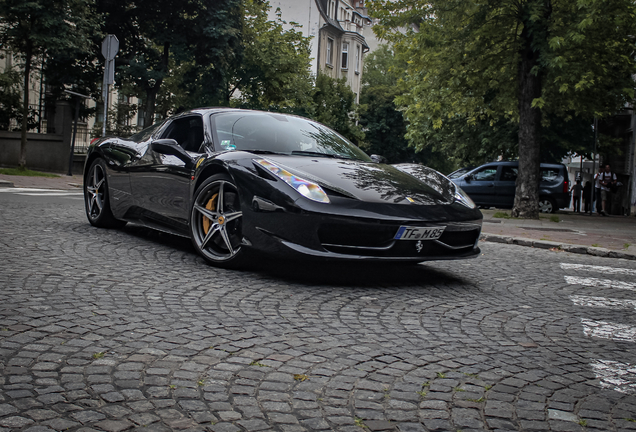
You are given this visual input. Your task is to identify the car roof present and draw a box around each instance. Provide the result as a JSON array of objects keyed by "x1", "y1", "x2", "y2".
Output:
[{"x1": 473, "y1": 161, "x2": 565, "y2": 169}]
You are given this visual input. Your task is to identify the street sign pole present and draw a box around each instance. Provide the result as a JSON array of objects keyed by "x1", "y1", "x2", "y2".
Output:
[{"x1": 101, "y1": 35, "x2": 119, "y2": 137}]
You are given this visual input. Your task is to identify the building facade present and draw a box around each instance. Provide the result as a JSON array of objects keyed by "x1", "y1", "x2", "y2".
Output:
[{"x1": 268, "y1": 0, "x2": 372, "y2": 102}]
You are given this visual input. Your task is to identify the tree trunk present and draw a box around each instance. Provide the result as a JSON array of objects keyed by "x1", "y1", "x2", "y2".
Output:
[
  {"x1": 512, "y1": 14, "x2": 543, "y2": 219},
  {"x1": 19, "y1": 51, "x2": 33, "y2": 169}
]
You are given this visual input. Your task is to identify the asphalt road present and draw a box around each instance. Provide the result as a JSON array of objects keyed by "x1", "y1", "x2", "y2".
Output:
[{"x1": 1, "y1": 190, "x2": 636, "y2": 432}]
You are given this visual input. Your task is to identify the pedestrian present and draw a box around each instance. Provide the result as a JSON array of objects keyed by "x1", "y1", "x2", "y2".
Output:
[
  {"x1": 583, "y1": 181, "x2": 592, "y2": 214},
  {"x1": 594, "y1": 170, "x2": 602, "y2": 214},
  {"x1": 570, "y1": 178, "x2": 582, "y2": 213},
  {"x1": 597, "y1": 164, "x2": 617, "y2": 216}
]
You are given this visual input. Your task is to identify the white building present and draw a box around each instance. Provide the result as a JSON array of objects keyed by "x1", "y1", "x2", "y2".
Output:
[{"x1": 268, "y1": 0, "x2": 374, "y2": 102}]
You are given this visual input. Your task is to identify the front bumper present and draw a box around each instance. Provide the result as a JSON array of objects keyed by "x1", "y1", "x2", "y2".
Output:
[{"x1": 243, "y1": 195, "x2": 482, "y2": 262}]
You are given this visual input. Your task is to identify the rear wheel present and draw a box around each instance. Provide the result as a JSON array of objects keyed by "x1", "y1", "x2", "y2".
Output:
[
  {"x1": 190, "y1": 174, "x2": 249, "y2": 268},
  {"x1": 538, "y1": 197, "x2": 557, "y2": 213},
  {"x1": 84, "y1": 159, "x2": 126, "y2": 228}
]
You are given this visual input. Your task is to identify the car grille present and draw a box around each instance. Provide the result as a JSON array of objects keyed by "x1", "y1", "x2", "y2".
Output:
[{"x1": 318, "y1": 222, "x2": 480, "y2": 257}]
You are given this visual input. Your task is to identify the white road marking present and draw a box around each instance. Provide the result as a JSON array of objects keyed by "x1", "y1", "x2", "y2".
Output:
[
  {"x1": 565, "y1": 276, "x2": 636, "y2": 291},
  {"x1": 591, "y1": 359, "x2": 636, "y2": 394},
  {"x1": 569, "y1": 295, "x2": 636, "y2": 310},
  {"x1": 561, "y1": 263, "x2": 636, "y2": 276},
  {"x1": 581, "y1": 318, "x2": 636, "y2": 342},
  {"x1": 0, "y1": 188, "x2": 82, "y2": 196},
  {"x1": 15, "y1": 192, "x2": 83, "y2": 197}
]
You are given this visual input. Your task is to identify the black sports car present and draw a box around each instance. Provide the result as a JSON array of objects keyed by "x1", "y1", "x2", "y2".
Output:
[{"x1": 84, "y1": 108, "x2": 482, "y2": 268}]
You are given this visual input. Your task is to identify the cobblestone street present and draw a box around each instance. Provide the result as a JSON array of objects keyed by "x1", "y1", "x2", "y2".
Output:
[{"x1": 1, "y1": 190, "x2": 636, "y2": 431}]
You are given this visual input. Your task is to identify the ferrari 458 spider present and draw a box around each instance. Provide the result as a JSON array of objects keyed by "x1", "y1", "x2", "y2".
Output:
[{"x1": 84, "y1": 108, "x2": 482, "y2": 268}]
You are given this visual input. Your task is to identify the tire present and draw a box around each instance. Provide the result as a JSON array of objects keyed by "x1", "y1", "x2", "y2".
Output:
[
  {"x1": 190, "y1": 174, "x2": 249, "y2": 269},
  {"x1": 84, "y1": 158, "x2": 127, "y2": 228},
  {"x1": 538, "y1": 197, "x2": 557, "y2": 214}
]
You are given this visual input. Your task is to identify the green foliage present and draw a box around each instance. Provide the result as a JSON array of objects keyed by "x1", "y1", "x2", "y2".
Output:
[
  {"x1": 229, "y1": 1, "x2": 313, "y2": 113},
  {"x1": 103, "y1": 0, "x2": 243, "y2": 125},
  {"x1": 0, "y1": 168, "x2": 59, "y2": 177},
  {"x1": 369, "y1": 0, "x2": 636, "y2": 136},
  {"x1": 0, "y1": 68, "x2": 33, "y2": 131},
  {"x1": 311, "y1": 73, "x2": 364, "y2": 145}
]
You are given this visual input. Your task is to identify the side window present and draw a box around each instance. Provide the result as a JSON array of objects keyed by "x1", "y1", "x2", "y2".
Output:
[
  {"x1": 472, "y1": 167, "x2": 497, "y2": 181},
  {"x1": 541, "y1": 168, "x2": 559, "y2": 182},
  {"x1": 501, "y1": 166, "x2": 518, "y2": 181},
  {"x1": 161, "y1": 116, "x2": 204, "y2": 153}
]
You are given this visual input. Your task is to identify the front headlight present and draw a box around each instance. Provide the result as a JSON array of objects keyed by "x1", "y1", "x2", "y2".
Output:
[
  {"x1": 454, "y1": 184, "x2": 476, "y2": 209},
  {"x1": 254, "y1": 159, "x2": 330, "y2": 204}
]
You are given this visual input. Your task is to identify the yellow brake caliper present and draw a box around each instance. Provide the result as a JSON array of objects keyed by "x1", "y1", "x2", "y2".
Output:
[{"x1": 202, "y1": 193, "x2": 218, "y2": 235}]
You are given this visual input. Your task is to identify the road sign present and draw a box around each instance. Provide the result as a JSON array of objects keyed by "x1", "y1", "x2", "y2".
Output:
[{"x1": 101, "y1": 35, "x2": 119, "y2": 60}]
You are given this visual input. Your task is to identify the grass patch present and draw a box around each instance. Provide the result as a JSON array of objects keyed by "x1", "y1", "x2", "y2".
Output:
[
  {"x1": 463, "y1": 372, "x2": 479, "y2": 378},
  {"x1": 197, "y1": 379, "x2": 205, "y2": 387},
  {"x1": 422, "y1": 381, "x2": 430, "y2": 387},
  {"x1": 549, "y1": 215, "x2": 560, "y2": 223},
  {"x1": 92, "y1": 352, "x2": 105, "y2": 359},
  {"x1": 249, "y1": 360, "x2": 270, "y2": 367},
  {"x1": 293, "y1": 374, "x2": 308, "y2": 382},
  {"x1": 417, "y1": 390, "x2": 427, "y2": 397},
  {"x1": 579, "y1": 419, "x2": 587, "y2": 427},
  {"x1": 467, "y1": 397, "x2": 485, "y2": 403},
  {"x1": 493, "y1": 211, "x2": 511, "y2": 219},
  {"x1": 484, "y1": 385, "x2": 492, "y2": 391},
  {"x1": 453, "y1": 387, "x2": 466, "y2": 392},
  {"x1": 354, "y1": 417, "x2": 367, "y2": 428},
  {"x1": 436, "y1": 372, "x2": 446, "y2": 378},
  {"x1": 0, "y1": 167, "x2": 60, "y2": 177},
  {"x1": 591, "y1": 243, "x2": 600, "y2": 248},
  {"x1": 625, "y1": 243, "x2": 631, "y2": 250}
]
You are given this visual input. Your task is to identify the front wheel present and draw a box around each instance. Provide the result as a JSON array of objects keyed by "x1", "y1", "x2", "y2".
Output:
[
  {"x1": 190, "y1": 174, "x2": 249, "y2": 269},
  {"x1": 538, "y1": 197, "x2": 557, "y2": 214},
  {"x1": 84, "y1": 159, "x2": 126, "y2": 228}
]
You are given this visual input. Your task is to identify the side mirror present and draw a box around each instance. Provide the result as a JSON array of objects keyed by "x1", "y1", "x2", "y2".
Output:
[
  {"x1": 464, "y1": 174, "x2": 473, "y2": 182},
  {"x1": 370, "y1": 154, "x2": 387, "y2": 164},
  {"x1": 151, "y1": 139, "x2": 193, "y2": 164}
]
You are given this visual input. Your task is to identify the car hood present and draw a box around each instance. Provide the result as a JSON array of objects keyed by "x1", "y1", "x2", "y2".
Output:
[{"x1": 261, "y1": 155, "x2": 455, "y2": 205}]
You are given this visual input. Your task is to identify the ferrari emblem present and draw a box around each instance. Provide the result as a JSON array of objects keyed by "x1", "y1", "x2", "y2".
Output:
[{"x1": 415, "y1": 240, "x2": 423, "y2": 253}]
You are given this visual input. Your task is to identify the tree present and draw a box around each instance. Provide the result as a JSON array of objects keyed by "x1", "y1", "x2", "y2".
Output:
[
  {"x1": 311, "y1": 73, "x2": 364, "y2": 144},
  {"x1": 228, "y1": 1, "x2": 313, "y2": 113},
  {"x1": 368, "y1": 0, "x2": 636, "y2": 217},
  {"x1": 0, "y1": 0, "x2": 98, "y2": 167},
  {"x1": 101, "y1": 0, "x2": 243, "y2": 126}
]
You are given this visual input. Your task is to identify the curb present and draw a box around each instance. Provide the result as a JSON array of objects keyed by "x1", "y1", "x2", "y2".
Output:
[
  {"x1": 480, "y1": 233, "x2": 636, "y2": 261},
  {"x1": 0, "y1": 179, "x2": 14, "y2": 188}
]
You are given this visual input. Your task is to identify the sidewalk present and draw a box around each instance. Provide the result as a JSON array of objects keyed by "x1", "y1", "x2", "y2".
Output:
[
  {"x1": 1, "y1": 173, "x2": 634, "y2": 260},
  {"x1": 480, "y1": 208, "x2": 636, "y2": 260},
  {"x1": 0, "y1": 172, "x2": 83, "y2": 190}
]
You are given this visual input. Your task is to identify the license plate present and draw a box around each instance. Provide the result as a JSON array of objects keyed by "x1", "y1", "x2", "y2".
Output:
[{"x1": 394, "y1": 226, "x2": 445, "y2": 241}]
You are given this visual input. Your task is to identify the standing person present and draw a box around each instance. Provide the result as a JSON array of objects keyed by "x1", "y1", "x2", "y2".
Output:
[
  {"x1": 594, "y1": 170, "x2": 602, "y2": 214},
  {"x1": 583, "y1": 180, "x2": 592, "y2": 214},
  {"x1": 570, "y1": 178, "x2": 582, "y2": 212},
  {"x1": 598, "y1": 164, "x2": 617, "y2": 216}
]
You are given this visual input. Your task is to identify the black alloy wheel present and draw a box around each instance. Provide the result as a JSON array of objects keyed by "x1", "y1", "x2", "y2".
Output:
[
  {"x1": 190, "y1": 174, "x2": 248, "y2": 268},
  {"x1": 84, "y1": 159, "x2": 126, "y2": 228}
]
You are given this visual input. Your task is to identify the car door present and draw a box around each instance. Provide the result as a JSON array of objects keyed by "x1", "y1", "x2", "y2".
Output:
[
  {"x1": 131, "y1": 115, "x2": 205, "y2": 228},
  {"x1": 460, "y1": 165, "x2": 498, "y2": 206},
  {"x1": 495, "y1": 165, "x2": 518, "y2": 208}
]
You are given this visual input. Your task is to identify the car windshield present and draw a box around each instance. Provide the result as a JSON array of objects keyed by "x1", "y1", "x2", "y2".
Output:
[
  {"x1": 211, "y1": 112, "x2": 372, "y2": 162},
  {"x1": 448, "y1": 167, "x2": 472, "y2": 179}
]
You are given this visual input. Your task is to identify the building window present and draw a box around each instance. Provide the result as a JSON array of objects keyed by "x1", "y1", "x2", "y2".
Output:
[
  {"x1": 341, "y1": 42, "x2": 349, "y2": 70},
  {"x1": 327, "y1": 38, "x2": 334, "y2": 66},
  {"x1": 331, "y1": 0, "x2": 336, "y2": 19},
  {"x1": 355, "y1": 45, "x2": 360, "y2": 73}
]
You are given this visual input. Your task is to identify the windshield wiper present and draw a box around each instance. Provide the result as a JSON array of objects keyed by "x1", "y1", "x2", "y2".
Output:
[
  {"x1": 291, "y1": 150, "x2": 354, "y2": 160},
  {"x1": 242, "y1": 149, "x2": 286, "y2": 155}
]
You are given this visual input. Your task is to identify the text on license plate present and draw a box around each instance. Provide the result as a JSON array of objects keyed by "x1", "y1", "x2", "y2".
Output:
[{"x1": 394, "y1": 226, "x2": 446, "y2": 240}]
